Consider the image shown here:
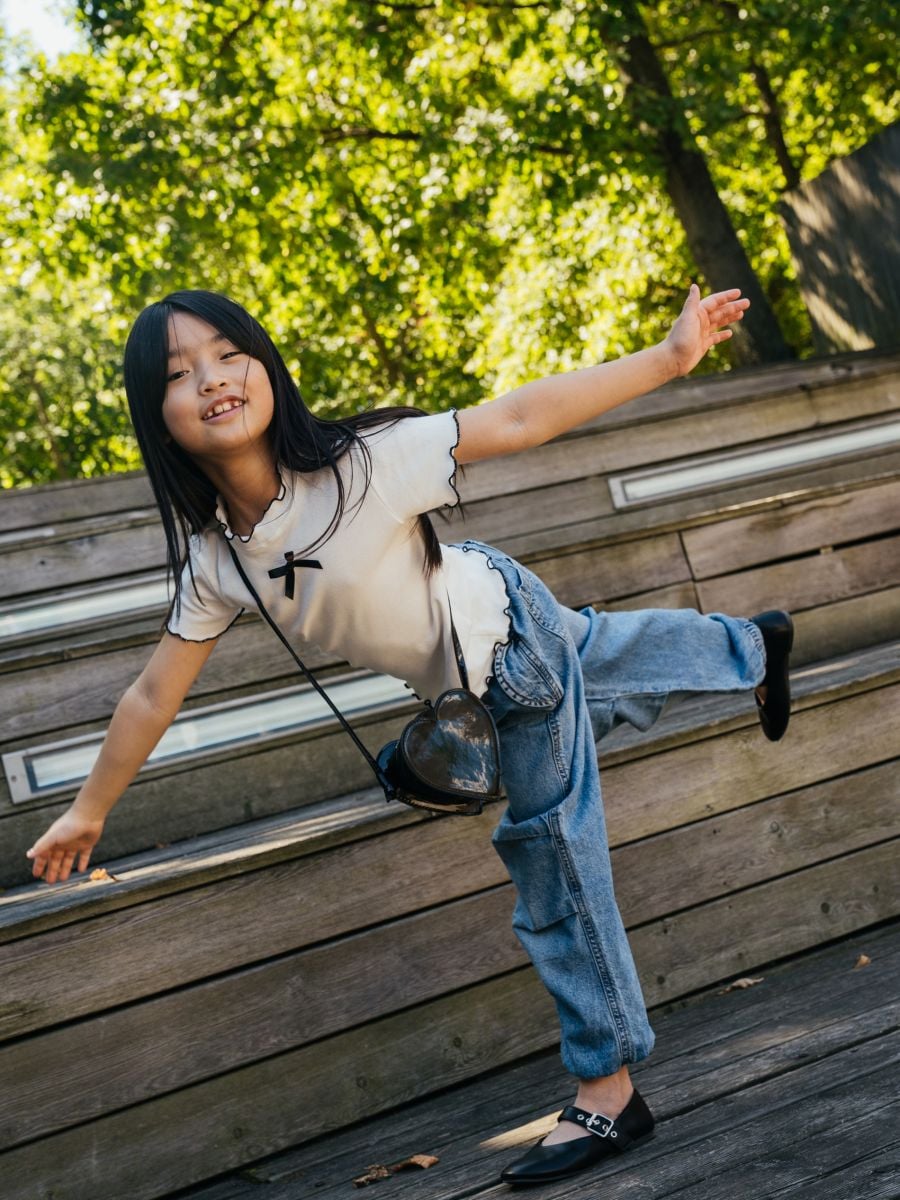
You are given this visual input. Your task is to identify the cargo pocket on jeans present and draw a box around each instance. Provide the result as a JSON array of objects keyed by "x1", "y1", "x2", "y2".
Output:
[{"x1": 493, "y1": 636, "x2": 564, "y2": 711}]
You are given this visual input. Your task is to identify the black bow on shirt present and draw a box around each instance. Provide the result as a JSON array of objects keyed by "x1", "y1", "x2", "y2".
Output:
[{"x1": 268, "y1": 550, "x2": 322, "y2": 600}]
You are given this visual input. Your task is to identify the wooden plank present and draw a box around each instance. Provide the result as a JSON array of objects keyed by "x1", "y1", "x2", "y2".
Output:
[
  {"x1": 770, "y1": 1143, "x2": 900, "y2": 1200},
  {"x1": 696, "y1": 532, "x2": 900, "y2": 615},
  {"x1": 2, "y1": 731, "x2": 895, "y2": 1046},
  {"x1": 0, "y1": 472, "x2": 153, "y2": 533},
  {"x1": 276, "y1": 1038, "x2": 900, "y2": 1200},
  {"x1": 544, "y1": 1055, "x2": 900, "y2": 1200},
  {"x1": 505, "y1": 447, "x2": 900, "y2": 561},
  {"x1": 0, "y1": 808, "x2": 506, "y2": 1038},
  {"x1": 3, "y1": 641, "x2": 898, "y2": 919},
  {"x1": 791, "y1": 587, "x2": 900, "y2": 665},
  {"x1": 601, "y1": 682, "x2": 900, "y2": 844},
  {"x1": 444, "y1": 472, "x2": 615, "y2": 547},
  {"x1": 4, "y1": 777, "x2": 896, "y2": 1147},
  {"x1": 682, "y1": 477, "x2": 900, "y2": 578},
  {"x1": 0, "y1": 887, "x2": 522, "y2": 1150},
  {"x1": 457, "y1": 380, "x2": 900, "y2": 504},
  {"x1": 643, "y1": 1092, "x2": 900, "y2": 1200},
  {"x1": 235, "y1": 921, "x2": 900, "y2": 1189},
  {"x1": 632, "y1": 839, "x2": 900, "y2": 1005},
  {"x1": 0, "y1": 970, "x2": 558, "y2": 1200},
  {"x1": 0, "y1": 621, "x2": 348, "y2": 741},
  {"x1": 1, "y1": 522, "x2": 165, "y2": 598},
  {"x1": 612, "y1": 758, "x2": 899, "y2": 926},
  {"x1": 0, "y1": 706, "x2": 417, "y2": 883},
  {"x1": 0, "y1": 506, "x2": 160, "y2": 554},
  {"x1": 529, "y1": 534, "x2": 692, "y2": 607},
  {"x1": 604, "y1": 580, "x2": 700, "y2": 611},
  {"x1": 0, "y1": 845, "x2": 895, "y2": 1200}
]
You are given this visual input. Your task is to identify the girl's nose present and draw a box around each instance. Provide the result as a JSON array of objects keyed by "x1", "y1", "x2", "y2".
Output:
[{"x1": 199, "y1": 369, "x2": 227, "y2": 393}]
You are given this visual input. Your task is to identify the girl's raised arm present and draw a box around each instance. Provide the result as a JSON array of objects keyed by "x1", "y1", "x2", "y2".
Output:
[
  {"x1": 26, "y1": 632, "x2": 219, "y2": 884},
  {"x1": 455, "y1": 285, "x2": 749, "y2": 464}
]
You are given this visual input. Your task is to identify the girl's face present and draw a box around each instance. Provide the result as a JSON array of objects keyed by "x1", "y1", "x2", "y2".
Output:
[{"x1": 162, "y1": 312, "x2": 275, "y2": 465}]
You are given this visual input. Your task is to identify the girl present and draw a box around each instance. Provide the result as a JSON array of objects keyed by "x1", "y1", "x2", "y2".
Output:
[{"x1": 26, "y1": 285, "x2": 792, "y2": 1186}]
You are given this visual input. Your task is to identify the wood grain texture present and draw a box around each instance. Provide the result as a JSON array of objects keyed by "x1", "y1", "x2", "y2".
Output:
[
  {"x1": 0, "y1": 845, "x2": 896, "y2": 1200},
  {"x1": 0, "y1": 472, "x2": 154, "y2": 532},
  {"x1": 0, "y1": 620, "x2": 345, "y2": 740},
  {"x1": 612, "y1": 758, "x2": 899, "y2": 926},
  {"x1": 0, "y1": 970, "x2": 558, "y2": 1200},
  {"x1": 2, "y1": 773, "x2": 896, "y2": 1147},
  {"x1": 601, "y1": 682, "x2": 900, "y2": 844},
  {"x1": 791, "y1": 587, "x2": 900, "y2": 664},
  {"x1": 696, "y1": 532, "x2": 900, "y2": 614},
  {"x1": 0, "y1": 887, "x2": 522, "y2": 1149},
  {"x1": 1, "y1": 520, "x2": 165, "y2": 598},
  {"x1": 3, "y1": 642, "x2": 898, "y2": 918},
  {"x1": 682, "y1": 477, "x2": 900, "y2": 578},
  {"x1": 0, "y1": 808, "x2": 506, "y2": 1038},
  {"x1": 529, "y1": 534, "x2": 692, "y2": 607},
  {"x1": 633, "y1": 839, "x2": 900, "y2": 1005},
  {"x1": 503, "y1": 448, "x2": 900, "y2": 562},
  {"x1": 229, "y1": 921, "x2": 900, "y2": 1191},
  {"x1": 456, "y1": 381, "x2": 900, "y2": 504}
]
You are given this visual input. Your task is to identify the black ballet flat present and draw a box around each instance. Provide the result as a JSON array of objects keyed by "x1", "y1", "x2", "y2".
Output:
[
  {"x1": 499, "y1": 1088, "x2": 655, "y2": 1186},
  {"x1": 751, "y1": 610, "x2": 794, "y2": 742}
]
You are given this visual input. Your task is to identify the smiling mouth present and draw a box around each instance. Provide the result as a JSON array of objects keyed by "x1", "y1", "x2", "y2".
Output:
[{"x1": 202, "y1": 398, "x2": 246, "y2": 421}]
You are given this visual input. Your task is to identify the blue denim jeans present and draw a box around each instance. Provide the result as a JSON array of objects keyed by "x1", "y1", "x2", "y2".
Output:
[{"x1": 456, "y1": 541, "x2": 766, "y2": 1080}]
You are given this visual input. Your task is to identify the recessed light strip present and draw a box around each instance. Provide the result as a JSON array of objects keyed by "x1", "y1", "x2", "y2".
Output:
[
  {"x1": 3, "y1": 673, "x2": 411, "y2": 803},
  {"x1": 0, "y1": 575, "x2": 170, "y2": 641},
  {"x1": 609, "y1": 418, "x2": 900, "y2": 507}
]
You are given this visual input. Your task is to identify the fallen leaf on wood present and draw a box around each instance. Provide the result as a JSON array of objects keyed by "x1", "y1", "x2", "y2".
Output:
[
  {"x1": 853, "y1": 954, "x2": 871, "y2": 969},
  {"x1": 353, "y1": 1165, "x2": 392, "y2": 1187},
  {"x1": 352, "y1": 1153, "x2": 439, "y2": 1187},
  {"x1": 89, "y1": 868, "x2": 119, "y2": 883},
  {"x1": 719, "y1": 976, "x2": 764, "y2": 993},
  {"x1": 394, "y1": 1154, "x2": 439, "y2": 1171}
]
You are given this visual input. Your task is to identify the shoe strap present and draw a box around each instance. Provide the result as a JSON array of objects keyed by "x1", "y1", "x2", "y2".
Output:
[{"x1": 559, "y1": 1104, "x2": 633, "y2": 1151}]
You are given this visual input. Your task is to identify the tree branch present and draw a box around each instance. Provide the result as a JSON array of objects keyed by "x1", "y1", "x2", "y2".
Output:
[{"x1": 218, "y1": 0, "x2": 270, "y2": 57}]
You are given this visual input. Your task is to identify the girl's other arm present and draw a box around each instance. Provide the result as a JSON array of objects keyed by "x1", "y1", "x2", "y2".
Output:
[
  {"x1": 26, "y1": 632, "x2": 218, "y2": 884},
  {"x1": 455, "y1": 285, "x2": 750, "y2": 464}
]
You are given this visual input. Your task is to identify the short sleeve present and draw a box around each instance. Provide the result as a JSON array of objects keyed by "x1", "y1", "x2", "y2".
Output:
[
  {"x1": 166, "y1": 545, "x2": 244, "y2": 643},
  {"x1": 365, "y1": 411, "x2": 461, "y2": 522}
]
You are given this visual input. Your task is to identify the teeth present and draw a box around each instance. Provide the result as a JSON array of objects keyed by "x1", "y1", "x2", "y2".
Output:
[{"x1": 203, "y1": 400, "x2": 244, "y2": 420}]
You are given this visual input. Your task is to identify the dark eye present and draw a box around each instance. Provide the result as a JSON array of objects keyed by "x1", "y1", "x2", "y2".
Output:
[
  {"x1": 222, "y1": 350, "x2": 243, "y2": 359},
  {"x1": 167, "y1": 369, "x2": 186, "y2": 383}
]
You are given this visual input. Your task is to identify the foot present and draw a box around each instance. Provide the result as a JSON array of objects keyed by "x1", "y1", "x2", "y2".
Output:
[
  {"x1": 499, "y1": 1086, "x2": 655, "y2": 1186},
  {"x1": 751, "y1": 610, "x2": 793, "y2": 742},
  {"x1": 542, "y1": 1068, "x2": 634, "y2": 1145}
]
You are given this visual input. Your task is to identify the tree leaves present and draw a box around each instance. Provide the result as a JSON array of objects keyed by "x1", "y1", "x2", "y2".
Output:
[{"x1": 0, "y1": 0, "x2": 897, "y2": 484}]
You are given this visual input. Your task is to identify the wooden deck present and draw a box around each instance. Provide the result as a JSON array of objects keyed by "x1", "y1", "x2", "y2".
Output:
[{"x1": 173, "y1": 919, "x2": 900, "y2": 1200}]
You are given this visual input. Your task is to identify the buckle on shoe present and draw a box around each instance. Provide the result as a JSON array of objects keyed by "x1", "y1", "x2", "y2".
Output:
[{"x1": 582, "y1": 1112, "x2": 616, "y2": 1139}]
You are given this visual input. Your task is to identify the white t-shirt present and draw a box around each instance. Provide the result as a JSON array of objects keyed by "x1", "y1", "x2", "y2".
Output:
[{"x1": 166, "y1": 411, "x2": 511, "y2": 701}]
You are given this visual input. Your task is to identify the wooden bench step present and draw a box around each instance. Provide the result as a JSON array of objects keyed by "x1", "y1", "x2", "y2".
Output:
[{"x1": 3, "y1": 636, "x2": 898, "y2": 922}]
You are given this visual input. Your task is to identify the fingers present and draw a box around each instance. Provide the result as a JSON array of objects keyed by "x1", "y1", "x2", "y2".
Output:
[
  {"x1": 705, "y1": 298, "x2": 749, "y2": 327},
  {"x1": 27, "y1": 840, "x2": 90, "y2": 884},
  {"x1": 701, "y1": 287, "x2": 743, "y2": 305}
]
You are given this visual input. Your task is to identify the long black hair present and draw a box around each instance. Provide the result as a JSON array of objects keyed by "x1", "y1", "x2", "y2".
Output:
[{"x1": 123, "y1": 289, "x2": 445, "y2": 619}]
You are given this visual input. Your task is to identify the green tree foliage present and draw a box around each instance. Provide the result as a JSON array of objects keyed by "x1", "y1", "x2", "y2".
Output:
[{"x1": 1, "y1": 0, "x2": 897, "y2": 487}]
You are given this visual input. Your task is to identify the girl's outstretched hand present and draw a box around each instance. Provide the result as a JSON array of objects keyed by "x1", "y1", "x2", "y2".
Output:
[
  {"x1": 26, "y1": 809, "x2": 105, "y2": 884},
  {"x1": 664, "y1": 285, "x2": 750, "y2": 377}
]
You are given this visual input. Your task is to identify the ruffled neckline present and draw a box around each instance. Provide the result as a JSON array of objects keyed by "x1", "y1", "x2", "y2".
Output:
[{"x1": 215, "y1": 470, "x2": 290, "y2": 544}]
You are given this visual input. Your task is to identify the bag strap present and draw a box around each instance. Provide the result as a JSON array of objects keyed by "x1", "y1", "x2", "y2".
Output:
[{"x1": 224, "y1": 538, "x2": 394, "y2": 793}]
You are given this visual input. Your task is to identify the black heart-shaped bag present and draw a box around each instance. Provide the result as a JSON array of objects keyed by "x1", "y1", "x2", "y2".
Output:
[
  {"x1": 226, "y1": 540, "x2": 502, "y2": 816},
  {"x1": 377, "y1": 687, "x2": 502, "y2": 815}
]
